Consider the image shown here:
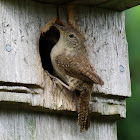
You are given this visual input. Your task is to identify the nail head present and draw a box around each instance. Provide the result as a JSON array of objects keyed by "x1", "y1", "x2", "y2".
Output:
[
  {"x1": 6, "y1": 45, "x2": 11, "y2": 52},
  {"x1": 120, "y1": 65, "x2": 124, "y2": 72}
]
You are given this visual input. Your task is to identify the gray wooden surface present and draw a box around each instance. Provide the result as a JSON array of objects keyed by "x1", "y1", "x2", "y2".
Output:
[
  {"x1": 0, "y1": 0, "x2": 57, "y2": 94},
  {"x1": 0, "y1": 109, "x2": 117, "y2": 140},
  {"x1": 33, "y1": 0, "x2": 140, "y2": 11}
]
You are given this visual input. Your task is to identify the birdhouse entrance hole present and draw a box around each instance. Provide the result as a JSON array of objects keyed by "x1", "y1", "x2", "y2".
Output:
[{"x1": 39, "y1": 24, "x2": 60, "y2": 74}]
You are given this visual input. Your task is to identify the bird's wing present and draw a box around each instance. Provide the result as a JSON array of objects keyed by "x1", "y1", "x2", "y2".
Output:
[{"x1": 55, "y1": 54, "x2": 104, "y2": 85}]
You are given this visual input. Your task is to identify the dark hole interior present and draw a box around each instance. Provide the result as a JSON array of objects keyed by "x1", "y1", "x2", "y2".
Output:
[{"x1": 39, "y1": 26, "x2": 60, "y2": 74}]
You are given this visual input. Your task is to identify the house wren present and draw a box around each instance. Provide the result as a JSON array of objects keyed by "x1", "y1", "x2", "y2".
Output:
[{"x1": 50, "y1": 23, "x2": 104, "y2": 132}]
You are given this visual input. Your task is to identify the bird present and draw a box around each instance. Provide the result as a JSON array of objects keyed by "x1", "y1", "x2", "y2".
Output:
[{"x1": 50, "y1": 23, "x2": 104, "y2": 132}]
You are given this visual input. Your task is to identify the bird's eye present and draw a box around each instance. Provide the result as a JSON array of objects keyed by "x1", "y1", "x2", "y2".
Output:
[{"x1": 69, "y1": 34, "x2": 74, "y2": 38}]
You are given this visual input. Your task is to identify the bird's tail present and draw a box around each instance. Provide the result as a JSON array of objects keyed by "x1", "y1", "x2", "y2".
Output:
[{"x1": 78, "y1": 84, "x2": 92, "y2": 132}]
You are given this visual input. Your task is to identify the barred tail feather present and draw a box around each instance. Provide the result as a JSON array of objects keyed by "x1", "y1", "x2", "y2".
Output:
[{"x1": 78, "y1": 85, "x2": 91, "y2": 132}]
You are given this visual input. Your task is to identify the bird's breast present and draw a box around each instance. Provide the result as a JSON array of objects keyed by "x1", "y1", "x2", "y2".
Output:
[{"x1": 50, "y1": 44, "x2": 67, "y2": 82}]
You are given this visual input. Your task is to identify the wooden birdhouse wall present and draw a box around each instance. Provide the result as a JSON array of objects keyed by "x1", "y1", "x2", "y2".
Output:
[
  {"x1": 0, "y1": 0, "x2": 55, "y2": 94},
  {"x1": 0, "y1": 0, "x2": 136, "y2": 139}
]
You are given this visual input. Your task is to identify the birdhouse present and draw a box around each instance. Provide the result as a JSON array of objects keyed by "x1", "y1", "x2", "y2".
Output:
[{"x1": 0, "y1": 0, "x2": 137, "y2": 139}]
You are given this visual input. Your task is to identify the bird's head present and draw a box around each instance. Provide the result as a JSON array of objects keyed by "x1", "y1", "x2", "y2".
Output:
[{"x1": 52, "y1": 23, "x2": 85, "y2": 50}]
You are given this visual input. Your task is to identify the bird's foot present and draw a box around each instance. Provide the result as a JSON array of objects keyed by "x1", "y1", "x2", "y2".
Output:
[{"x1": 45, "y1": 70, "x2": 72, "y2": 92}]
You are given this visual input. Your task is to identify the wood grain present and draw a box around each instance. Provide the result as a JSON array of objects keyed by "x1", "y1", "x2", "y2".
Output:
[
  {"x1": 0, "y1": 109, "x2": 117, "y2": 140},
  {"x1": 33, "y1": 0, "x2": 140, "y2": 11},
  {"x1": 0, "y1": 0, "x2": 57, "y2": 93}
]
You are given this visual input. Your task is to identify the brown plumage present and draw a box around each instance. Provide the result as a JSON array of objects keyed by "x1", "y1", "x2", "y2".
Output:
[{"x1": 50, "y1": 23, "x2": 104, "y2": 132}]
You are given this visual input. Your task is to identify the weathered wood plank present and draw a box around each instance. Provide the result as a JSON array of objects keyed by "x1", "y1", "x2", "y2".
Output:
[
  {"x1": 96, "y1": 0, "x2": 140, "y2": 11},
  {"x1": 0, "y1": 109, "x2": 117, "y2": 140},
  {"x1": 33, "y1": 0, "x2": 140, "y2": 11},
  {"x1": 0, "y1": 72, "x2": 126, "y2": 119},
  {"x1": 0, "y1": 0, "x2": 57, "y2": 93}
]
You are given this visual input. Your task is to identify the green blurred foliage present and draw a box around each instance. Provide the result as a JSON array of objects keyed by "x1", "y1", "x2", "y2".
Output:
[{"x1": 118, "y1": 5, "x2": 140, "y2": 140}]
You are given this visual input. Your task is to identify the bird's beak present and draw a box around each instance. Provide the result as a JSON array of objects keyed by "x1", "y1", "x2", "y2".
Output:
[{"x1": 52, "y1": 23, "x2": 66, "y2": 36}]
